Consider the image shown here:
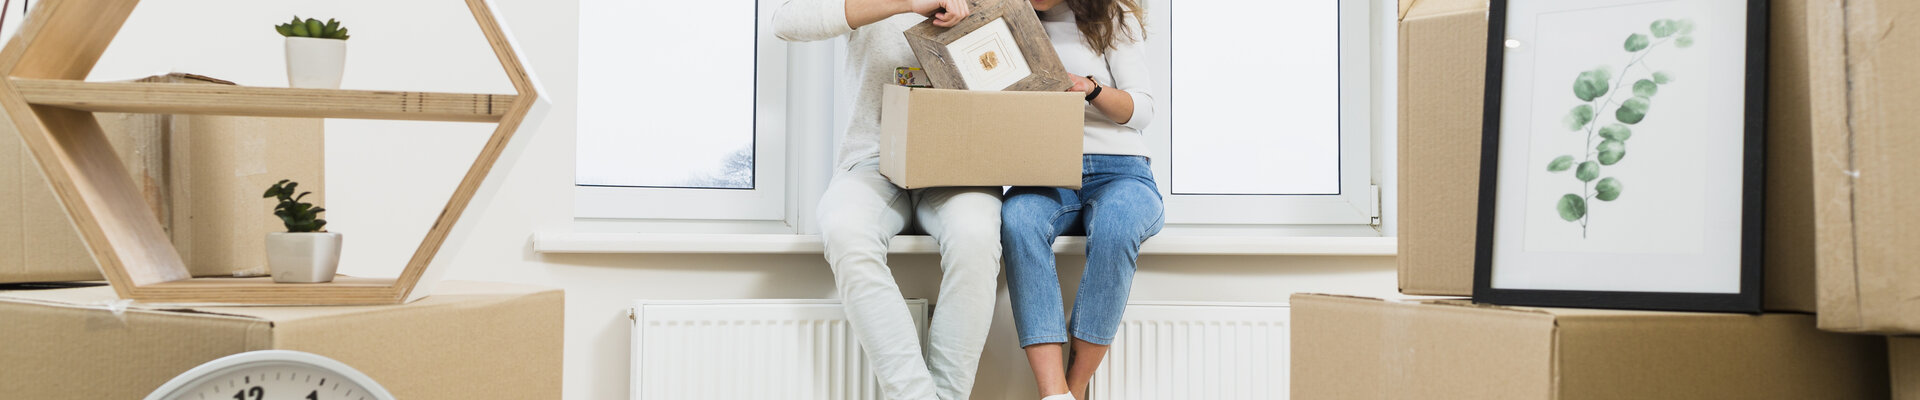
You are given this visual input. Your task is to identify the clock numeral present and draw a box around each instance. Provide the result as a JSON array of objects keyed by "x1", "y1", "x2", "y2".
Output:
[{"x1": 232, "y1": 386, "x2": 263, "y2": 400}]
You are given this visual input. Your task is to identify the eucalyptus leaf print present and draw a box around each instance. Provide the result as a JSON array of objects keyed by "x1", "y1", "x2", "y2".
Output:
[{"x1": 1544, "y1": 18, "x2": 1693, "y2": 238}]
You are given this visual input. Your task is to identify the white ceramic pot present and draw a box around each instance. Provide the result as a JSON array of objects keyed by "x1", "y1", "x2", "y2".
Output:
[
  {"x1": 285, "y1": 36, "x2": 346, "y2": 89},
  {"x1": 267, "y1": 232, "x2": 343, "y2": 283}
]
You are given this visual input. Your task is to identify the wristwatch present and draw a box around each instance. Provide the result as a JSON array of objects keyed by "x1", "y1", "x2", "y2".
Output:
[{"x1": 1084, "y1": 75, "x2": 1103, "y2": 102}]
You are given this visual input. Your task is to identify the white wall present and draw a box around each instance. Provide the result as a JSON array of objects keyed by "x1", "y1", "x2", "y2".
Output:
[{"x1": 81, "y1": 0, "x2": 1404, "y2": 398}]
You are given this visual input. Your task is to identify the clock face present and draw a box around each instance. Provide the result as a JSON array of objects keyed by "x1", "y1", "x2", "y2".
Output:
[{"x1": 147, "y1": 351, "x2": 395, "y2": 400}]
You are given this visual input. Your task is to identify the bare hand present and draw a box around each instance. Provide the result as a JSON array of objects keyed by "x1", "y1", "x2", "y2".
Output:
[
  {"x1": 1066, "y1": 74, "x2": 1097, "y2": 94},
  {"x1": 911, "y1": 0, "x2": 971, "y2": 27}
]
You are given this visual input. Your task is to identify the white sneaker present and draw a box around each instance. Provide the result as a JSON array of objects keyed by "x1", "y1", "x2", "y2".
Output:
[{"x1": 1041, "y1": 394, "x2": 1075, "y2": 400}]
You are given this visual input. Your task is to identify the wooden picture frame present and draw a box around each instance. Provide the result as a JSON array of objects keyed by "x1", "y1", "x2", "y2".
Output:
[
  {"x1": 903, "y1": 0, "x2": 1071, "y2": 92},
  {"x1": 1472, "y1": 0, "x2": 1768, "y2": 313}
]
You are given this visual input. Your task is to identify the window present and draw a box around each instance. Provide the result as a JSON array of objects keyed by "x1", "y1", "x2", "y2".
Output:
[
  {"x1": 576, "y1": 0, "x2": 789, "y2": 223},
  {"x1": 1143, "y1": 0, "x2": 1376, "y2": 228},
  {"x1": 572, "y1": 0, "x2": 1380, "y2": 237}
]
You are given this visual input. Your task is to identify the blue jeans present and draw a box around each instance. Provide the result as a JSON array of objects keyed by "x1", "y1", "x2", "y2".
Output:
[{"x1": 1003, "y1": 155, "x2": 1165, "y2": 347}]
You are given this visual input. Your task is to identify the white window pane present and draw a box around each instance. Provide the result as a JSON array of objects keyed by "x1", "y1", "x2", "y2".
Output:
[
  {"x1": 1166, "y1": 0, "x2": 1341, "y2": 195},
  {"x1": 577, "y1": 0, "x2": 757, "y2": 189}
]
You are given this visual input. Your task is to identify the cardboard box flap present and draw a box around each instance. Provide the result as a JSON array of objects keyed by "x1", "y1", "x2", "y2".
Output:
[{"x1": 1402, "y1": 0, "x2": 1486, "y2": 21}]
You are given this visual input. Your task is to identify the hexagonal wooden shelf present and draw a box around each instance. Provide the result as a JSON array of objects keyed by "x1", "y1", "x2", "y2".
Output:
[{"x1": 0, "y1": 0, "x2": 548, "y2": 304}]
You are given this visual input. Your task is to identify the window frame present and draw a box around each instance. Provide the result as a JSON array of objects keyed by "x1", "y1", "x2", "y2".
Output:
[
  {"x1": 573, "y1": 0, "x2": 791, "y2": 223},
  {"x1": 569, "y1": 0, "x2": 1382, "y2": 237},
  {"x1": 1144, "y1": 0, "x2": 1376, "y2": 228}
]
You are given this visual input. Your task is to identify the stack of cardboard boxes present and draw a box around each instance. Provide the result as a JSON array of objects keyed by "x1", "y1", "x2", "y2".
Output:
[{"x1": 1296, "y1": 0, "x2": 1920, "y2": 397}]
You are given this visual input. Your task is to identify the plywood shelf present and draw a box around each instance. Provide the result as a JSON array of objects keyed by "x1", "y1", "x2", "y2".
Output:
[
  {"x1": 12, "y1": 78, "x2": 515, "y2": 122},
  {"x1": 1, "y1": 0, "x2": 547, "y2": 305}
]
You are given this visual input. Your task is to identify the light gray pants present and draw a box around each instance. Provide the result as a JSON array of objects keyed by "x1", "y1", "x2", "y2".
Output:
[{"x1": 817, "y1": 161, "x2": 1002, "y2": 400}]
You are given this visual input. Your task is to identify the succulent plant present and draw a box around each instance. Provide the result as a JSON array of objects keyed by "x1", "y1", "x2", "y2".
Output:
[
  {"x1": 275, "y1": 16, "x2": 349, "y2": 40},
  {"x1": 263, "y1": 179, "x2": 327, "y2": 233}
]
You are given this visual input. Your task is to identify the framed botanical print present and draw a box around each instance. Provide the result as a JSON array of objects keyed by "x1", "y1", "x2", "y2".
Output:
[
  {"x1": 1473, "y1": 0, "x2": 1769, "y2": 312},
  {"x1": 902, "y1": 0, "x2": 1072, "y2": 91}
]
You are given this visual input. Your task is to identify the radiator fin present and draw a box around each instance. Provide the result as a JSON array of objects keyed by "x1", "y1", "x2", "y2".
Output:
[
  {"x1": 632, "y1": 300, "x2": 928, "y2": 400},
  {"x1": 1089, "y1": 303, "x2": 1290, "y2": 400}
]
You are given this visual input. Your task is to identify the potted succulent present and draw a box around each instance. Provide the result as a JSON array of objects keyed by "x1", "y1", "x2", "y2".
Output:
[
  {"x1": 262, "y1": 179, "x2": 341, "y2": 283},
  {"x1": 275, "y1": 16, "x2": 351, "y2": 88}
]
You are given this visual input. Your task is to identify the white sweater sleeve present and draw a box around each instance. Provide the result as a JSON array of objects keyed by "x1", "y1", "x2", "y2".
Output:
[
  {"x1": 1105, "y1": 23, "x2": 1156, "y2": 133},
  {"x1": 774, "y1": 0, "x2": 855, "y2": 42}
]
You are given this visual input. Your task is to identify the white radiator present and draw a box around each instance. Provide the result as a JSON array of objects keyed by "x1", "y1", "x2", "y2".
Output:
[
  {"x1": 630, "y1": 299, "x2": 929, "y2": 400},
  {"x1": 1089, "y1": 302, "x2": 1291, "y2": 400}
]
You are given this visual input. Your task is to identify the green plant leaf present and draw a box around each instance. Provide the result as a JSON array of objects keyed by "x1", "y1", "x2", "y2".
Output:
[
  {"x1": 1625, "y1": 33, "x2": 1651, "y2": 52},
  {"x1": 1573, "y1": 68, "x2": 1611, "y2": 101},
  {"x1": 1598, "y1": 140, "x2": 1627, "y2": 165},
  {"x1": 1595, "y1": 177, "x2": 1624, "y2": 201},
  {"x1": 1599, "y1": 124, "x2": 1632, "y2": 141},
  {"x1": 290, "y1": 23, "x2": 310, "y2": 37},
  {"x1": 1558, "y1": 194, "x2": 1588, "y2": 221},
  {"x1": 1653, "y1": 71, "x2": 1674, "y2": 84},
  {"x1": 1577, "y1": 161, "x2": 1600, "y2": 182},
  {"x1": 1617, "y1": 96, "x2": 1652, "y2": 124},
  {"x1": 1565, "y1": 105, "x2": 1596, "y2": 131},
  {"x1": 1676, "y1": 36, "x2": 1695, "y2": 48},
  {"x1": 1634, "y1": 79, "x2": 1659, "y2": 97},
  {"x1": 1678, "y1": 19, "x2": 1696, "y2": 34},
  {"x1": 1548, "y1": 155, "x2": 1576, "y2": 172},
  {"x1": 1651, "y1": 19, "x2": 1679, "y2": 38}
]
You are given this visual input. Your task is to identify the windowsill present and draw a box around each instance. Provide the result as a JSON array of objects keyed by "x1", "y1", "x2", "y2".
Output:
[{"x1": 531, "y1": 232, "x2": 1396, "y2": 256}]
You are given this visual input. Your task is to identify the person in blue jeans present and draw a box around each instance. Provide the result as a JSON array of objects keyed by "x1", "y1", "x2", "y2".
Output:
[{"x1": 1004, "y1": 1, "x2": 1160, "y2": 399}]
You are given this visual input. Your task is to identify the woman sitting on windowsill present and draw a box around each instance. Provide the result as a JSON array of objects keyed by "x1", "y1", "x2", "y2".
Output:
[{"x1": 1002, "y1": 1, "x2": 1162, "y2": 399}]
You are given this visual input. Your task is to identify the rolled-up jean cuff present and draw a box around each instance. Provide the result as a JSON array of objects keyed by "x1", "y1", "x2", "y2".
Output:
[
  {"x1": 1020, "y1": 335, "x2": 1069, "y2": 348},
  {"x1": 1072, "y1": 329, "x2": 1115, "y2": 346}
]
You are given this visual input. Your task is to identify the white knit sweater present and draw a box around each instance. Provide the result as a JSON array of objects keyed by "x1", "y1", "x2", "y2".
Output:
[{"x1": 1041, "y1": 7, "x2": 1155, "y2": 158}]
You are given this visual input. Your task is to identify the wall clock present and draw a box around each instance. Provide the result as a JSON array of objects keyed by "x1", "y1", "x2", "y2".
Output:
[{"x1": 143, "y1": 350, "x2": 395, "y2": 400}]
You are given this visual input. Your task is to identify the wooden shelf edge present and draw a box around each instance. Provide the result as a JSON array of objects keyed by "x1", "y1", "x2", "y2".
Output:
[
  {"x1": 128, "y1": 277, "x2": 405, "y2": 305},
  {"x1": 10, "y1": 78, "x2": 514, "y2": 122}
]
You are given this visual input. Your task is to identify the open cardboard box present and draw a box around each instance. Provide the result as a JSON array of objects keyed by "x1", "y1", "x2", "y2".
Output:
[{"x1": 879, "y1": 84, "x2": 1082, "y2": 189}]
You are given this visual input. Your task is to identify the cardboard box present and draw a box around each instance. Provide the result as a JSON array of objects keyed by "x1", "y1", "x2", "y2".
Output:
[
  {"x1": 1395, "y1": 0, "x2": 1821, "y2": 312},
  {"x1": 1805, "y1": 0, "x2": 1920, "y2": 334},
  {"x1": 1292, "y1": 294, "x2": 1890, "y2": 400},
  {"x1": 0, "y1": 280, "x2": 562, "y2": 399},
  {"x1": 1, "y1": 74, "x2": 324, "y2": 283},
  {"x1": 1394, "y1": 0, "x2": 1488, "y2": 298},
  {"x1": 1896, "y1": 337, "x2": 1920, "y2": 400},
  {"x1": 879, "y1": 84, "x2": 1082, "y2": 189}
]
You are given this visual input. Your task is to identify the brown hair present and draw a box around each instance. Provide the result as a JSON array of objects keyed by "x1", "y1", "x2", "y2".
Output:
[{"x1": 1066, "y1": 0, "x2": 1146, "y2": 56}]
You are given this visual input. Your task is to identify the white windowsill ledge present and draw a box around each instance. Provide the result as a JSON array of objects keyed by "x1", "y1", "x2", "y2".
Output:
[{"x1": 531, "y1": 233, "x2": 1396, "y2": 256}]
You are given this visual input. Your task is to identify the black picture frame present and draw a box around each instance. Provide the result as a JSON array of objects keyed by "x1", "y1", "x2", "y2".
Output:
[{"x1": 1472, "y1": 0, "x2": 1769, "y2": 313}]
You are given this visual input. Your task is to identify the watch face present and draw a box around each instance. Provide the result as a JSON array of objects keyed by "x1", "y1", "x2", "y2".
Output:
[{"x1": 148, "y1": 351, "x2": 394, "y2": 400}]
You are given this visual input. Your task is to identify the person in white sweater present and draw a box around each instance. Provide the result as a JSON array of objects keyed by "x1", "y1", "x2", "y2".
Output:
[
  {"x1": 772, "y1": 1, "x2": 999, "y2": 399},
  {"x1": 1000, "y1": 1, "x2": 1160, "y2": 399}
]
